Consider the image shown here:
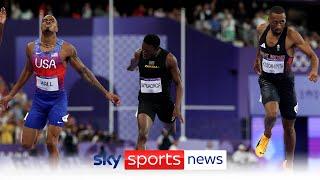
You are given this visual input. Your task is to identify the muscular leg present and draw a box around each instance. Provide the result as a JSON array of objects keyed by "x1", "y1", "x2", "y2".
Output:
[
  {"x1": 21, "y1": 126, "x2": 39, "y2": 150},
  {"x1": 159, "y1": 101, "x2": 176, "y2": 136},
  {"x1": 264, "y1": 101, "x2": 279, "y2": 138},
  {"x1": 136, "y1": 113, "x2": 153, "y2": 150},
  {"x1": 282, "y1": 118, "x2": 296, "y2": 169},
  {"x1": 46, "y1": 125, "x2": 62, "y2": 167}
]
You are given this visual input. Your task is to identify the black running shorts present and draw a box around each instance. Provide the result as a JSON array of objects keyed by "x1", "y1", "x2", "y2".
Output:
[
  {"x1": 137, "y1": 99, "x2": 175, "y2": 123},
  {"x1": 258, "y1": 74, "x2": 298, "y2": 119}
]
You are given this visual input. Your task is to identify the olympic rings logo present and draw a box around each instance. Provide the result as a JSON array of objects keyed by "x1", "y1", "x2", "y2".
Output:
[{"x1": 291, "y1": 51, "x2": 310, "y2": 72}]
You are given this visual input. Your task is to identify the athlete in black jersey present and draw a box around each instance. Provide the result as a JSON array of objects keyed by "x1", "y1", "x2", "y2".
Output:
[
  {"x1": 0, "y1": 7, "x2": 6, "y2": 45},
  {"x1": 253, "y1": 6, "x2": 319, "y2": 169},
  {"x1": 127, "y1": 34, "x2": 184, "y2": 150}
]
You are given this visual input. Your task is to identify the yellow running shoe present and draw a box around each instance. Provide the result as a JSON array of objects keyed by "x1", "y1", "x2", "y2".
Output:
[{"x1": 255, "y1": 134, "x2": 270, "y2": 157}]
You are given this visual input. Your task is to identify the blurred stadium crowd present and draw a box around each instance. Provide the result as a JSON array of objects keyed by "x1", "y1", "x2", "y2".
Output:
[{"x1": 2, "y1": 0, "x2": 319, "y2": 48}]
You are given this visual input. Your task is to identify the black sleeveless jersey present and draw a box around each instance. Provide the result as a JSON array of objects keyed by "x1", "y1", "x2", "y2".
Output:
[
  {"x1": 259, "y1": 25, "x2": 294, "y2": 79},
  {"x1": 138, "y1": 48, "x2": 172, "y2": 101}
]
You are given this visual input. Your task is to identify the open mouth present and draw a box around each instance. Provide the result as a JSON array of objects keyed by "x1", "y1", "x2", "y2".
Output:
[{"x1": 43, "y1": 28, "x2": 51, "y2": 33}]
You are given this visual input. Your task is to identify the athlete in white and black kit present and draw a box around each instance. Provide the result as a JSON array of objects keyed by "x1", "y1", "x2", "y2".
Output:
[
  {"x1": 254, "y1": 6, "x2": 319, "y2": 169},
  {"x1": 127, "y1": 34, "x2": 184, "y2": 150}
]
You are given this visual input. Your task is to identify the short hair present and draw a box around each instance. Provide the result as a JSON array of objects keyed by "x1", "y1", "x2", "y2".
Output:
[
  {"x1": 269, "y1": 6, "x2": 285, "y2": 15},
  {"x1": 143, "y1": 34, "x2": 160, "y2": 48}
]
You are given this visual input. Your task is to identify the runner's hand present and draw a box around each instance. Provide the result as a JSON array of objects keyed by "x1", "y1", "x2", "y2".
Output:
[
  {"x1": 0, "y1": 95, "x2": 13, "y2": 112},
  {"x1": 106, "y1": 92, "x2": 121, "y2": 106},
  {"x1": 173, "y1": 107, "x2": 184, "y2": 123},
  {"x1": 308, "y1": 70, "x2": 318, "y2": 83}
]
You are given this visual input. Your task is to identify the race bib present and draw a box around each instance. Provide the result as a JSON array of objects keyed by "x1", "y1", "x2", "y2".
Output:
[
  {"x1": 140, "y1": 78, "x2": 162, "y2": 93},
  {"x1": 262, "y1": 58, "x2": 284, "y2": 74},
  {"x1": 36, "y1": 76, "x2": 59, "y2": 91}
]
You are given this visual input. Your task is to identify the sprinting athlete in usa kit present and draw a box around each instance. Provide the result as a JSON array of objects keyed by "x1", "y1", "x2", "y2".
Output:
[
  {"x1": 127, "y1": 34, "x2": 184, "y2": 150},
  {"x1": 0, "y1": 15, "x2": 120, "y2": 166},
  {"x1": 253, "y1": 6, "x2": 319, "y2": 169}
]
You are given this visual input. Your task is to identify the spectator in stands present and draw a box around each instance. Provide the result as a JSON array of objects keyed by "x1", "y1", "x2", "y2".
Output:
[
  {"x1": 194, "y1": 5, "x2": 205, "y2": 31},
  {"x1": 132, "y1": 4, "x2": 146, "y2": 16},
  {"x1": 210, "y1": 14, "x2": 221, "y2": 36},
  {"x1": 0, "y1": 119, "x2": 15, "y2": 144},
  {"x1": 11, "y1": 2, "x2": 22, "y2": 20},
  {"x1": 82, "y1": 2, "x2": 92, "y2": 19},
  {"x1": 203, "y1": 3, "x2": 213, "y2": 21},
  {"x1": 154, "y1": 8, "x2": 166, "y2": 18},
  {"x1": 221, "y1": 10, "x2": 236, "y2": 42},
  {"x1": 20, "y1": 8, "x2": 33, "y2": 20},
  {"x1": 235, "y1": 1, "x2": 247, "y2": 24},
  {"x1": 168, "y1": 8, "x2": 180, "y2": 21},
  {"x1": 39, "y1": 3, "x2": 53, "y2": 16},
  {"x1": 94, "y1": 4, "x2": 106, "y2": 16},
  {"x1": 309, "y1": 32, "x2": 320, "y2": 49},
  {"x1": 1, "y1": 0, "x2": 319, "y2": 49},
  {"x1": 253, "y1": 10, "x2": 267, "y2": 27}
]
